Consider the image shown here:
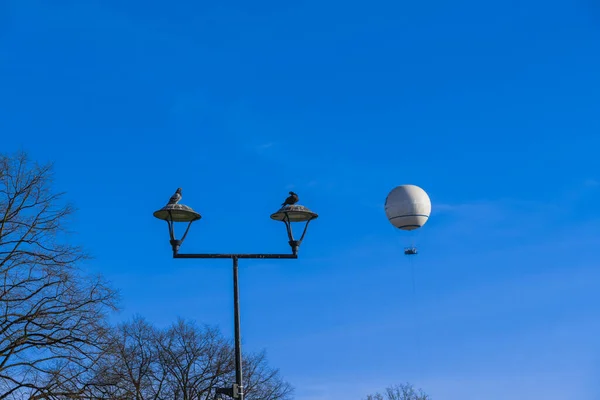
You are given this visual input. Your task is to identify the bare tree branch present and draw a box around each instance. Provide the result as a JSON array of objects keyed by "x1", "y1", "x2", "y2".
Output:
[{"x1": 0, "y1": 151, "x2": 118, "y2": 399}]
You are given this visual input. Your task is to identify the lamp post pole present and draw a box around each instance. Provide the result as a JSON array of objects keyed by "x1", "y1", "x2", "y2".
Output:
[
  {"x1": 171, "y1": 252, "x2": 299, "y2": 400},
  {"x1": 154, "y1": 191, "x2": 318, "y2": 400},
  {"x1": 232, "y1": 256, "x2": 242, "y2": 400}
]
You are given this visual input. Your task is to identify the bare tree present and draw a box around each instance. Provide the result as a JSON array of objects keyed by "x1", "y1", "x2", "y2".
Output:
[
  {"x1": 93, "y1": 317, "x2": 293, "y2": 400},
  {"x1": 364, "y1": 383, "x2": 431, "y2": 400},
  {"x1": 0, "y1": 152, "x2": 117, "y2": 399}
]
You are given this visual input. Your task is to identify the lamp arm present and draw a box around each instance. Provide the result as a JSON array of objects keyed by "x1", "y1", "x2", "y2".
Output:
[{"x1": 297, "y1": 217, "x2": 314, "y2": 244}]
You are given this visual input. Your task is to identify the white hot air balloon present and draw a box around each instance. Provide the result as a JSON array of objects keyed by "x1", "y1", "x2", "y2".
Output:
[{"x1": 384, "y1": 184, "x2": 431, "y2": 255}]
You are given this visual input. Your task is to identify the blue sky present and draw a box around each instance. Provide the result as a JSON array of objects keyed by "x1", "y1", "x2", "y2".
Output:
[{"x1": 2, "y1": 0, "x2": 600, "y2": 399}]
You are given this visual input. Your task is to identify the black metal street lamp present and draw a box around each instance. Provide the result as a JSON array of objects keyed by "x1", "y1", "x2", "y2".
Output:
[{"x1": 153, "y1": 191, "x2": 318, "y2": 400}]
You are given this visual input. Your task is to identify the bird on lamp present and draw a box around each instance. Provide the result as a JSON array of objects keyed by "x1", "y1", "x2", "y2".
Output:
[
  {"x1": 282, "y1": 191, "x2": 299, "y2": 206},
  {"x1": 167, "y1": 188, "x2": 182, "y2": 205}
]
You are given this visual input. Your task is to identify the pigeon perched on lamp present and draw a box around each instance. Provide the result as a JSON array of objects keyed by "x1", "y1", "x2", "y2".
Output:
[
  {"x1": 282, "y1": 191, "x2": 299, "y2": 206},
  {"x1": 167, "y1": 188, "x2": 182, "y2": 205}
]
